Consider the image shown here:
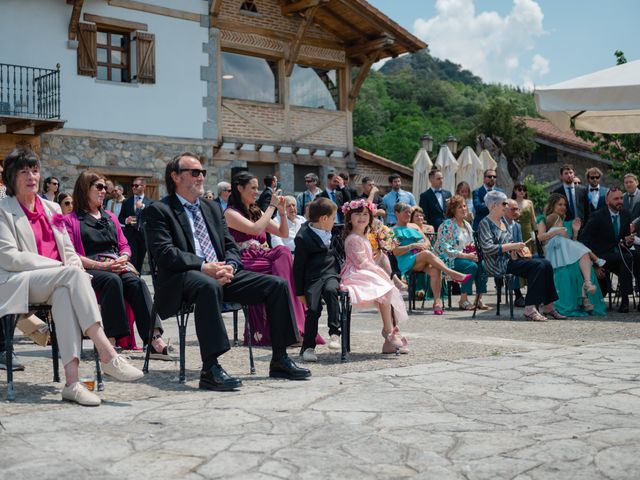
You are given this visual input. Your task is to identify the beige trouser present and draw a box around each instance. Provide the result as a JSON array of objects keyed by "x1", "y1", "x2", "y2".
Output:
[{"x1": 7, "y1": 266, "x2": 102, "y2": 366}]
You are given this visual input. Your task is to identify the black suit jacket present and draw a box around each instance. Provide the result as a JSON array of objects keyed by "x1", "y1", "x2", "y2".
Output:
[
  {"x1": 579, "y1": 207, "x2": 631, "y2": 257},
  {"x1": 257, "y1": 187, "x2": 273, "y2": 212},
  {"x1": 118, "y1": 195, "x2": 153, "y2": 233},
  {"x1": 419, "y1": 188, "x2": 451, "y2": 231},
  {"x1": 144, "y1": 194, "x2": 243, "y2": 319},
  {"x1": 292, "y1": 223, "x2": 340, "y2": 310},
  {"x1": 552, "y1": 184, "x2": 588, "y2": 221}
]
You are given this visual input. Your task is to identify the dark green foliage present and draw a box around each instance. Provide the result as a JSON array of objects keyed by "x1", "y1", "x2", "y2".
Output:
[{"x1": 353, "y1": 49, "x2": 537, "y2": 166}]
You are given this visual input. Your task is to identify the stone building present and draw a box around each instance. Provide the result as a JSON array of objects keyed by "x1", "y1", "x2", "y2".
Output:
[
  {"x1": 521, "y1": 117, "x2": 610, "y2": 187},
  {"x1": 1, "y1": 0, "x2": 424, "y2": 198}
]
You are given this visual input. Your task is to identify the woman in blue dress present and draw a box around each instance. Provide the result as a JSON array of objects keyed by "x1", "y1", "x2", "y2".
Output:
[
  {"x1": 392, "y1": 202, "x2": 471, "y2": 314},
  {"x1": 536, "y1": 194, "x2": 606, "y2": 316}
]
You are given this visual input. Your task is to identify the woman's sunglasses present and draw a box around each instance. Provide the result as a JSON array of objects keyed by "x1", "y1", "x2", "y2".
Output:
[
  {"x1": 62, "y1": 200, "x2": 72, "y2": 206},
  {"x1": 92, "y1": 183, "x2": 107, "y2": 191}
]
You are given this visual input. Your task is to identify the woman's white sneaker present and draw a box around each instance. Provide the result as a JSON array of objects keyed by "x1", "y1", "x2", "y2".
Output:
[
  {"x1": 101, "y1": 354, "x2": 144, "y2": 381},
  {"x1": 62, "y1": 382, "x2": 101, "y2": 406}
]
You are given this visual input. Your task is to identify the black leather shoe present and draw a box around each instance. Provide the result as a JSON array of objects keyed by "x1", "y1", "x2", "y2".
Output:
[
  {"x1": 619, "y1": 297, "x2": 630, "y2": 314},
  {"x1": 514, "y1": 297, "x2": 526, "y2": 308},
  {"x1": 199, "y1": 364, "x2": 242, "y2": 391},
  {"x1": 269, "y1": 355, "x2": 311, "y2": 380}
]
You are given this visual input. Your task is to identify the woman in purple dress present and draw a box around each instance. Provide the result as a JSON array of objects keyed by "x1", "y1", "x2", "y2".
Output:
[{"x1": 224, "y1": 172, "x2": 315, "y2": 346}]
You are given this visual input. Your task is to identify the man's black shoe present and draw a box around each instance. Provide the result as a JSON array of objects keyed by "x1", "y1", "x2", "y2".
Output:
[
  {"x1": 618, "y1": 297, "x2": 629, "y2": 314},
  {"x1": 199, "y1": 364, "x2": 242, "y2": 391},
  {"x1": 514, "y1": 297, "x2": 526, "y2": 308},
  {"x1": 269, "y1": 355, "x2": 311, "y2": 380}
]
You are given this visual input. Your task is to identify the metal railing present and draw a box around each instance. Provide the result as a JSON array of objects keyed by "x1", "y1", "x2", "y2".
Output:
[{"x1": 0, "y1": 63, "x2": 61, "y2": 119}]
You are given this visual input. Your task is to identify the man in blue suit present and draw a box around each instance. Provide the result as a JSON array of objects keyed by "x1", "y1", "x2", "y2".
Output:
[
  {"x1": 585, "y1": 167, "x2": 608, "y2": 222},
  {"x1": 419, "y1": 169, "x2": 451, "y2": 231},
  {"x1": 472, "y1": 169, "x2": 503, "y2": 230}
]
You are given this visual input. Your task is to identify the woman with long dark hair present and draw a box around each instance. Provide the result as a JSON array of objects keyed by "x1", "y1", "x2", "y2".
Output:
[
  {"x1": 41, "y1": 176, "x2": 59, "y2": 202},
  {"x1": 224, "y1": 171, "x2": 315, "y2": 346}
]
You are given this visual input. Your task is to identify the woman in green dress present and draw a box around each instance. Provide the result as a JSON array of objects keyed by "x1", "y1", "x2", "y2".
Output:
[
  {"x1": 392, "y1": 202, "x2": 471, "y2": 315},
  {"x1": 537, "y1": 194, "x2": 606, "y2": 316},
  {"x1": 512, "y1": 183, "x2": 537, "y2": 249}
]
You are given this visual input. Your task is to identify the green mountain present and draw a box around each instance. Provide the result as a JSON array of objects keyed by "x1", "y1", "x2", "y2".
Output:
[{"x1": 353, "y1": 49, "x2": 537, "y2": 166}]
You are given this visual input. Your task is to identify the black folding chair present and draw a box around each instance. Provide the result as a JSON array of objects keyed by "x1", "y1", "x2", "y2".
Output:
[
  {"x1": 330, "y1": 225, "x2": 353, "y2": 362},
  {"x1": 472, "y1": 232, "x2": 514, "y2": 320},
  {"x1": 142, "y1": 249, "x2": 255, "y2": 383}
]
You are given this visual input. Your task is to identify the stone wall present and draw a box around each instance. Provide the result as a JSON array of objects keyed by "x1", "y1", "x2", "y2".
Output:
[{"x1": 39, "y1": 130, "x2": 216, "y2": 197}]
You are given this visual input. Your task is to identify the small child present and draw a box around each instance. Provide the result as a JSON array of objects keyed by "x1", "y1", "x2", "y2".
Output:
[
  {"x1": 293, "y1": 198, "x2": 342, "y2": 362},
  {"x1": 340, "y1": 199, "x2": 409, "y2": 354}
]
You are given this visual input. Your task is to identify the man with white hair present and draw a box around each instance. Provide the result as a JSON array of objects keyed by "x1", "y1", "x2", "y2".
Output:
[{"x1": 214, "y1": 181, "x2": 231, "y2": 213}]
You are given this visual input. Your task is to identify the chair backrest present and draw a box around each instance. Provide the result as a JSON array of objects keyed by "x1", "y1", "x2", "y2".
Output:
[
  {"x1": 533, "y1": 229, "x2": 545, "y2": 258},
  {"x1": 330, "y1": 224, "x2": 346, "y2": 268}
]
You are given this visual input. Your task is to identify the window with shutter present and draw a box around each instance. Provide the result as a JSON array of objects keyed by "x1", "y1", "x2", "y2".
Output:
[{"x1": 77, "y1": 23, "x2": 97, "y2": 77}]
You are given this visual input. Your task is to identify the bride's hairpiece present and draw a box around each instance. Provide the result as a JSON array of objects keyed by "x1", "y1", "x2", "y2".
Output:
[{"x1": 341, "y1": 199, "x2": 377, "y2": 215}]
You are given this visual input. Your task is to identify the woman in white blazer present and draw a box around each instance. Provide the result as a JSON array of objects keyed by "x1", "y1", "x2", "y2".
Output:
[{"x1": 0, "y1": 148, "x2": 144, "y2": 406}]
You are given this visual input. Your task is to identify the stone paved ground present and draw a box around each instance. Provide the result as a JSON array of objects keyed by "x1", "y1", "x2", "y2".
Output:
[{"x1": 1, "y1": 287, "x2": 639, "y2": 479}]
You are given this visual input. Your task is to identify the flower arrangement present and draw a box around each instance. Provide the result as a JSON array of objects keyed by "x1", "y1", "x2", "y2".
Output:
[
  {"x1": 462, "y1": 244, "x2": 476, "y2": 254},
  {"x1": 341, "y1": 199, "x2": 377, "y2": 215},
  {"x1": 369, "y1": 219, "x2": 399, "y2": 252}
]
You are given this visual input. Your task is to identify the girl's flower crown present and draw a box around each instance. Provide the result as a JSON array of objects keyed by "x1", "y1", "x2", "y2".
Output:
[{"x1": 341, "y1": 199, "x2": 377, "y2": 215}]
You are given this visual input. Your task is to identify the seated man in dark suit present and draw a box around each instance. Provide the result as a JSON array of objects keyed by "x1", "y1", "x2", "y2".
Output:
[
  {"x1": 419, "y1": 169, "x2": 451, "y2": 231},
  {"x1": 580, "y1": 187, "x2": 635, "y2": 313},
  {"x1": 144, "y1": 153, "x2": 310, "y2": 391},
  {"x1": 293, "y1": 198, "x2": 342, "y2": 362}
]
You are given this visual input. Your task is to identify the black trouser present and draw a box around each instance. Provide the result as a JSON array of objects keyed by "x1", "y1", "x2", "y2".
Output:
[
  {"x1": 181, "y1": 269, "x2": 299, "y2": 365},
  {"x1": 506, "y1": 258, "x2": 558, "y2": 307},
  {"x1": 302, "y1": 277, "x2": 341, "y2": 350},
  {"x1": 599, "y1": 249, "x2": 634, "y2": 296},
  {"x1": 124, "y1": 228, "x2": 147, "y2": 273},
  {"x1": 89, "y1": 270, "x2": 154, "y2": 341}
]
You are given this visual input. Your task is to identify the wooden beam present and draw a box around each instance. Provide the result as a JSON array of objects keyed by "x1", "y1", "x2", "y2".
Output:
[
  {"x1": 68, "y1": 0, "x2": 84, "y2": 41},
  {"x1": 209, "y1": 0, "x2": 222, "y2": 18},
  {"x1": 107, "y1": 0, "x2": 201, "y2": 23},
  {"x1": 347, "y1": 55, "x2": 375, "y2": 111},
  {"x1": 83, "y1": 13, "x2": 148, "y2": 32},
  {"x1": 281, "y1": 0, "x2": 327, "y2": 16},
  {"x1": 285, "y1": 4, "x2": 321, "y2": 77},
  {"x1": 4, "y1": 119, "x2": 34, "y2": 133},
  {"x1": 346, "y1": 35, "x2": 394, "y2": 58}
]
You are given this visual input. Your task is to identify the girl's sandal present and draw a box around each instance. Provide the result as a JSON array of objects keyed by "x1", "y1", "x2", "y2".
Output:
[{"x1": 458, "y1": 300, "x2": 474, "y2": 311}]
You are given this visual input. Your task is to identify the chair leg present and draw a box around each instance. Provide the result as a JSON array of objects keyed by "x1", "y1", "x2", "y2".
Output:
[
  {"x1": 142, "y1": 303, "x2": 157, "y2": 374},
  {"x1": 447, "y1": 280, "x2": 452, "y2": 309},
  {"x1": 339, "y1": 291, "x2": 349, "y2": 363},
  {"x1": 496, "y1": 279, "x2": 503, "y2": 316},
  {"x1": 94, "y1": 346, "x2": 104, "y2": 391},
  {"x1": 178, "y1": 312, "x2": 188, "y2": 384},
  {"x1": 407, "y1": 273, "x2": 415, "y2": 313},
  {"x1": 506, "y1": 274, "x2": 515, "y2": 320},
  {"x1": 233, "y1": 311, "x2": 239, "y2": 347},
  {"x1": 244, "y1": 309, "x2": 255, "y2": 375},
  {"x1": 50, "y1": 318, "x2": 60, "y2": 383},
  {"x1": 2, "y1": 314, "x2": 18, "y2": 401}
]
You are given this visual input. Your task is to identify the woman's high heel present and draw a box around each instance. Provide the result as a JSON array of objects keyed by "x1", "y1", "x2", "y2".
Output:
[
  {"x1": 454, "y1": 273, "x2": 472, "y2": 285},
  {"x1": 583, "y1": 281, "x2": 597, "y2": 295}
]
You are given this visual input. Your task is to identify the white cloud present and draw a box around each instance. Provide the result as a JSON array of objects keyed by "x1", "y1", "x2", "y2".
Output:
[{"x1": 413, "y1": 0, "x2": 549, "y2": 86}]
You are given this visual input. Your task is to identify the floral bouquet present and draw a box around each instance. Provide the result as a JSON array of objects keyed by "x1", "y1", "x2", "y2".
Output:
[
  {"x1": 462, "y1": 244, "x2": 476, "y2": 254},
  {"x1": 369, "y1": 219, "x2": 398, "y2": 252}
]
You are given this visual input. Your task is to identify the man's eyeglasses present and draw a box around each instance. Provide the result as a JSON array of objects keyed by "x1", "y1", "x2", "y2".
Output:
[
  {"x1": 92, "y1": 183, "x2": 107, "y2": 191},
  {"x1": 589, "y1": 176, "x2": 601, "y2": 180},
  {"x1": 132, "y1": 183, "x2": 143, "y2": 188},
  {"x1": 508, "y1": 207, "x2": 520, "y2": 211},
  {"x1": 179, "y1": 168, "x2": 207, "y2": 178},
  {"x1": 486, "y1": 175, "x2": 497, "y2": 179}
]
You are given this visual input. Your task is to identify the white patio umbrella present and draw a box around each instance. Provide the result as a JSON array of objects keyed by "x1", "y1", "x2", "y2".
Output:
[
  {"x1": 478, "y1": 149, "x2": 497, "y2": 174},
  {"x1": 434, "y1": 145, "x2": 459, "y2": 193},
  {"x1": 535, "y1": 59, "x2": 640, "y2": 134},
  {"x1": 455, "y1": 146, "x2": 484, "y2": 189},
  {"x1": 412, "y1": 147, "x2": 433, "y2": 198}
]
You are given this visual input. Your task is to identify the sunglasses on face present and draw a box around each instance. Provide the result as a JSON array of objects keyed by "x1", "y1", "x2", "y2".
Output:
[
  {"x1": 132, "y1": 183, "x2": 143, "y2": 188},
  {"x1": 62, "y1": 200, "x2": 72, "y2": 206},
  {"x1": 93, "y1": 183, "x2": 107, "y2": 191},
  {"x1": 501, "y1": 201, "x2": 508, "y2": 206},
  {"x1": 179, "y1": 168, "x2": 207, "y2": 178},
  {"x1": 515, "y1": 186, "x2": 526, "y2": 191},
  {"x1": 50, "y1": 182, "x2": 59, "y2": 186},
  {"x1": 486, "y1": 175, "x2": 497, "y2": 179},
  {"x1": 304, "y1": 179, "x2": 315, "y2": 183},
  {"x1": 589, "y1": 176, "x2": 600, "y2": 180}
]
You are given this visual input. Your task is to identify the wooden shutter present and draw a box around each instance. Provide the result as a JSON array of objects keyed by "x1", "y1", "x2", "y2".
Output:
[
  {"x1": 136, "y1": 32, "x2": 156, "y2": 84},
  {"x1": 77, "y1": 22, "x2": 97, "y2": 77}
]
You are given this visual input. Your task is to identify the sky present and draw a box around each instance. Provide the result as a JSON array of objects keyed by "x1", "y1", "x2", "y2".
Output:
[{"x1": 367, "y1": 0, "x2": 640, "y2": 88}]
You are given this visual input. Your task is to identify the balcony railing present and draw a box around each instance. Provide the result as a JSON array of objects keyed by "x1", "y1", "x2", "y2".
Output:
[{"x1": 0, "y1": 63, "x2": 61, "y2": 120}]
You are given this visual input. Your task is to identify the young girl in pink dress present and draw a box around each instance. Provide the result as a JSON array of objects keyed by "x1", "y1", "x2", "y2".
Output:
[{"x1": 340, "y1": 199, "x2": 409, "y2": 354}]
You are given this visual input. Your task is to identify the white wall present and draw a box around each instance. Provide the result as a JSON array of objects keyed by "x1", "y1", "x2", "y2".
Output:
[{"x1": 0, "y1": 0, "x2": 208, "y2": 139}]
